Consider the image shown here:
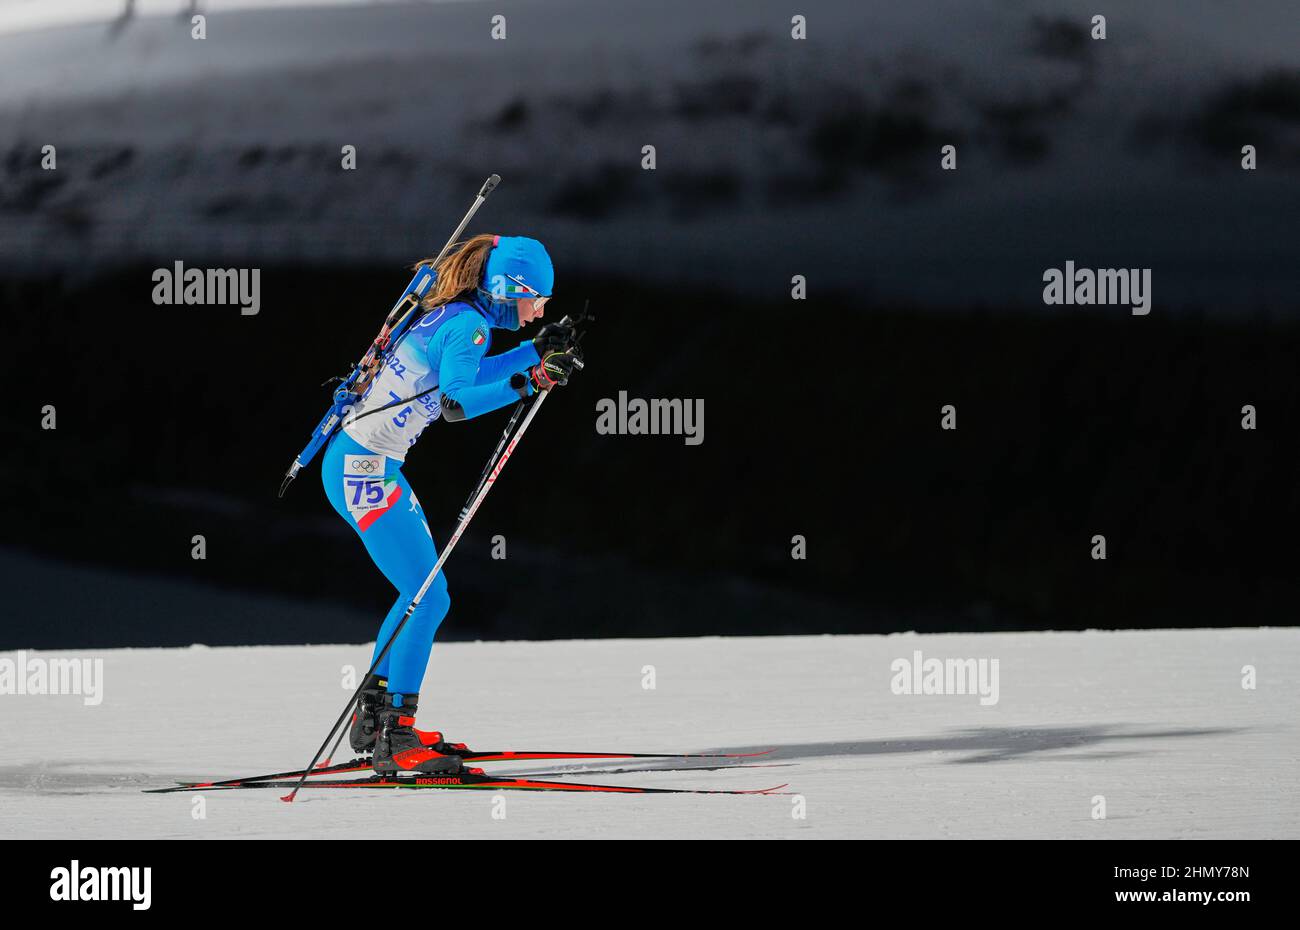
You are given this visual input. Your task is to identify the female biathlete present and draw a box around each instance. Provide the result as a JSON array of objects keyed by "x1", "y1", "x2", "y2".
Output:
[{"x1": 321, "y1": 234, "x2": 579, "y2": 774}]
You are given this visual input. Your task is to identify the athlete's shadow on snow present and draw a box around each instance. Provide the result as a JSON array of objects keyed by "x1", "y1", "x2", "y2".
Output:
[
  {"x1": 536, "y1": 725, "x2": 1245, "y2": 775},
  {"x1": 716, "y1": 725, "x2": 1244, "y2": 766},
  {"x1": 0, "y1": 764, "x2": 160, "y2": 793}
]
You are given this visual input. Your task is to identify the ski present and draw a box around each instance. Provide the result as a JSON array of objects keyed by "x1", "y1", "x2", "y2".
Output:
[
  {"x1": 172, "y1": 748, "x2": 775, "y2": 789},
  {"x1": 148, "y1": 772, "x2": 790, "y2": 796}
]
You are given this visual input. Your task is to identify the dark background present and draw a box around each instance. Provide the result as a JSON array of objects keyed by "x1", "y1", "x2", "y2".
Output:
[{"x1": 1, "y1": 1, "x2": 1297, "y2": 648}]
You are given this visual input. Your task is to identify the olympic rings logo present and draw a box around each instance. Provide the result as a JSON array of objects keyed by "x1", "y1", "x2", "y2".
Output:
[
  {"x1": 415, "y1": 308, "x2": 447, "y2": 330},
  {"x1": 350, "y1": 459, "x2": 380, "y2": 473}
]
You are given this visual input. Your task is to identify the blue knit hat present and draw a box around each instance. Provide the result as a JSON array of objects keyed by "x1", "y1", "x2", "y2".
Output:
[{"x1": 484, "y1": 235, "x2": 553, "y2": 301}]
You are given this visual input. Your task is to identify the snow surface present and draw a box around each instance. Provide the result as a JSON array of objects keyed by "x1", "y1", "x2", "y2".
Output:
[{"x1": 1, "y1": 628, "x2": 1296, "y2": 838}]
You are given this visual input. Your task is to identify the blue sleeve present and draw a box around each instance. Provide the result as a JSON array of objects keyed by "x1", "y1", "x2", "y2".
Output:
[
  {"x1": 434, "y1": 315, "x2": 533, "y2": 419},
  {"x1": 475, "y1": 340, "x2": 540, "y2": 384}
]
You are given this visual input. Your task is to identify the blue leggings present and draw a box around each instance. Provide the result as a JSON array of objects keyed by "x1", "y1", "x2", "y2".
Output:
[{"x1": 321, "y1": 431, "x2": 450, "y2": 699}]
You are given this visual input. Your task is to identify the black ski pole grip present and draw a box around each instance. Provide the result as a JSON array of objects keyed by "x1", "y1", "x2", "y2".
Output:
[{"x1": 480, "y1": 174, "x2": 501, "y2": 197}]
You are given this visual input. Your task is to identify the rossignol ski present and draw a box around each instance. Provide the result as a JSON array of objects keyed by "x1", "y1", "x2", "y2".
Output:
[
  {"x1": 170, "y1": 747, "x2": 777, "y2": 790},
  {"x1": 277, "y1": 174, "x2": 502, "y2": 498},
  {"x1": 149, "y1": 771, "x2": 789, "y2": 796}
]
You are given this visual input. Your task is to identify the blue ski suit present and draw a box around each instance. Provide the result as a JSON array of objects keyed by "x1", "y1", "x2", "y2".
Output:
[{"x1": 321, "y1": 294, "x2": 539, "y2": 701}]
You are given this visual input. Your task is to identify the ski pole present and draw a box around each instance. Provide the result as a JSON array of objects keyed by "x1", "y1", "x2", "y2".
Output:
[
  {"x1": 282, "y1": 388, "x2": 554, "y2": 802},
  {"x1": 456, "y1": 303, "x2": 590, "y2": 521},
  {"x1": 458, "y1": 399, "x2": 526, "y2": 523}
]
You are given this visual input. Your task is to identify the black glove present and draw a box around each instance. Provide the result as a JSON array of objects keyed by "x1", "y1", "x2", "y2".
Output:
[
  {"x1": 528, "y1": 350, "x2": 581, "y2": 392},
  {"x1": 531, "y1": 321, "x2": 577, "y2": 355}
]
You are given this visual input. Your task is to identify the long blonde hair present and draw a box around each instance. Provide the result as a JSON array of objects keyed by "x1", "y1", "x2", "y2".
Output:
[{"x1": 415, "y1": 233, "x2": 496, "y2": 310}]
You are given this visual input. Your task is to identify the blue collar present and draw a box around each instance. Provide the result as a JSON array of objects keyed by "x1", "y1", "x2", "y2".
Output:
[{"x1": 470, "y1": 290, "x2": 519, "y2": 331}]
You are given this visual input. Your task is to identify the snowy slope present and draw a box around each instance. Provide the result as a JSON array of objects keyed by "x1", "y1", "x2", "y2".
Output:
[{"x1": 1, "y1": 628, "x2": 1295, "y2": 838}]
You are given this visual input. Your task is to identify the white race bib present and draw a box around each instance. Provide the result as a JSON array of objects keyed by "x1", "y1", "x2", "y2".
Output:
[{"x1": 342, "y1": 454, "x2": 388, "y2": 518}]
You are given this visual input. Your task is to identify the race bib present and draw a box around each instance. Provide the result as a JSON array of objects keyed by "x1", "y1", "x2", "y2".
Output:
[{"x1": 343, "y1": 454, "x2": 388, "y2": 518}]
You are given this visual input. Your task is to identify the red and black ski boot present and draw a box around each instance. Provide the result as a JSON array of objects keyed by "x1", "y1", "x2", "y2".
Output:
[
  {"x1": 373, "y1": 693, "x2": 466, "y2": 774},
  {"x1": 351, "y1": 677, "x2": 462, "y2": 756}
]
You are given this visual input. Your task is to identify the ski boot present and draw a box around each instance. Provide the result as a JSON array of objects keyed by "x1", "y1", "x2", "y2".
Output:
[
  {"x1": 350, "y1": 676, "x2": 464, "y2": 756},
  {"x1": 348, "y1": 674, "x2": 388, "y2": 753},
  {"x1": 373, "y1": 692, "x2": 467, "y2": 775}
]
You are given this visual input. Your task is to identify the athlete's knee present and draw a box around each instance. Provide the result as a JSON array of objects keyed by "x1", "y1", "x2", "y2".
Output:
[{"x1": 421, "y1": 571, "x2": 450, "y2": 615}]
